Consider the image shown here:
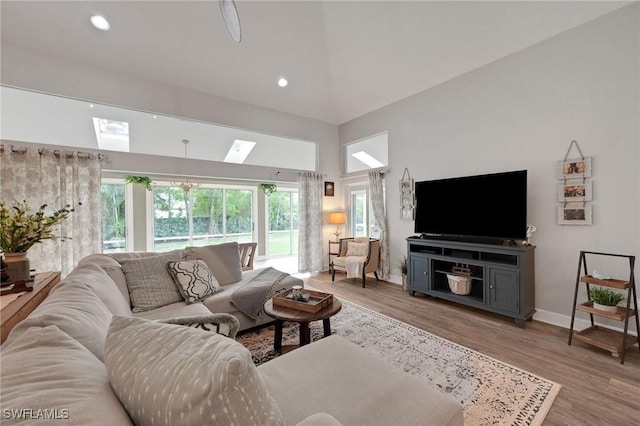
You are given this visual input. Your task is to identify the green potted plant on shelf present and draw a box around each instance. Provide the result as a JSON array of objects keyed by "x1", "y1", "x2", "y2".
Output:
[
  {"x1": 589, "y1": 286, "x2": 625, "y2": 313},
  {"x1": 0, "y1": 200, "x2": 75, "y2": 282}
]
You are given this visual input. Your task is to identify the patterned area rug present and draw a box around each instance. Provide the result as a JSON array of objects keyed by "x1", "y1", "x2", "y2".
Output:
[{"x1": 237, "y1": 298, "x2": 561, "y2": 426}]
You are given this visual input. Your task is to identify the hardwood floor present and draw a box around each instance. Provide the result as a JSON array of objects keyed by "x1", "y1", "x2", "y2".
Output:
[{"x1": 304, "y1": 272, "x2": 639, "y2": 426}]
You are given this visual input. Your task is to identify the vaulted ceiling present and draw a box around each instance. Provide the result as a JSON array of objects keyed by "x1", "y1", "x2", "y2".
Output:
[{"x1": 0, "y1": 1, "x2": 630, "y2": 124}]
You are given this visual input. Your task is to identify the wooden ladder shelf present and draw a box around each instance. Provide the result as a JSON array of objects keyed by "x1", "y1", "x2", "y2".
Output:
[{"x1": 568, "y1": 251, "x2": 639, "y2": 364}]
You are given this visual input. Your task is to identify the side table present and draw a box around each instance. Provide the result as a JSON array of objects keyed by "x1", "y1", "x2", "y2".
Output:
[
  {"x1": 1, "y1": 271, "x2": 61, "y2": 344},
  {"x1": 329, "y1": 240, "x2": 340, "y2": 273}
]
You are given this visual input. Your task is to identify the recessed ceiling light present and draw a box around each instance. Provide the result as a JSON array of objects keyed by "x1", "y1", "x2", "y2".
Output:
[
  {"x1": 90, "y1": 15, "x2": 110, "y2": 31},
  {"x1": 278, "y1": 77, "x2": 288, "y2": 88}
]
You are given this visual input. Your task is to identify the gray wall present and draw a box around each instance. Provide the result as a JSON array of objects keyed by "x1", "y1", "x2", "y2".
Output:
[{"x1": 339, "y1": 5, "x2": 639, "y2": 329}]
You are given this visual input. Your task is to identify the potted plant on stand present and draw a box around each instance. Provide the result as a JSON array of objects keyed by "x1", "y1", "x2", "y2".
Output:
[
  {"x1": 589, "y1": 286, "x2": 625, "y2": 313},
  {"x1": 0, "y1": 201, "x2": 75, "y2": 284}
]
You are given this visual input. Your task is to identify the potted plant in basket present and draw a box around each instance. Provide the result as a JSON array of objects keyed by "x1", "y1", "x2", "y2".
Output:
[
  {"x1": 0, "y1": 200, "x2": 75, "y2": 282},
  {"x1": 589, "y1": 286, "x2": 625, "y2": 313}
]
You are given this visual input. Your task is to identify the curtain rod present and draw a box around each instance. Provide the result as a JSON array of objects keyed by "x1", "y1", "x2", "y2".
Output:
[{"x1": 0, "y1": 144, "x2": 105, "y2": 160}]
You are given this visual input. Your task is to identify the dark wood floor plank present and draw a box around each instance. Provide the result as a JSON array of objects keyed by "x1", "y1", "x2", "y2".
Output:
[{"x1": 305, "y1": 273, "x2": 640, "y2": 425}]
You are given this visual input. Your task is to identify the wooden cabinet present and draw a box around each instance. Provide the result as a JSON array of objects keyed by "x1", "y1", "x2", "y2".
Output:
[
  {"x1": 568, "y1": 251, "x2": 639, "y2": 364},
  {"x1": 408, "y1": 254, "x2": 429, "y2": 294},
  {"x1": 0, "y1": 271, "x2": 61, "y2": 344},
  {"x1": 406, "y1": 237, "x2": 535, "y2": 327}
]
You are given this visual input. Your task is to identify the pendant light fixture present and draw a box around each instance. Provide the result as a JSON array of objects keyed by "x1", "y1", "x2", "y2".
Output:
[{"x1": 171, "y1": 139, "x2": 201, "y2": 193}]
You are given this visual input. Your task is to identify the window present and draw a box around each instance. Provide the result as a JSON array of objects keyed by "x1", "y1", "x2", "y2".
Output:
[
  {"x1": 101, "y1": 180, "x2": 131, "y2": 253},
  {"x1": 344, "y1": 132, "x2": 388, "y2": 174},
  {"x1": 267, "y1": 190, "x2": 299, "y2": 256},
  {"x1": 348, "y1": 184, "x2": 381, "y2": 239},
  {"x1": 150, "y1": 183, "x2": 255, "y2": 252}
]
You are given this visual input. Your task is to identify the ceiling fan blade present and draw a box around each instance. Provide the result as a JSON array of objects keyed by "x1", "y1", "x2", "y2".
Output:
[{"x1": 220, "y1": 0, "x2": 242, "y2": 43}]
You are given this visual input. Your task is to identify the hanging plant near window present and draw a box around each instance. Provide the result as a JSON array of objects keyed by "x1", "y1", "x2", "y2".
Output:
[
  {"x1": 125, "y1": 176, "x2": 153, "y2": 191},
  {"x1": 258, "y1": 183, "x2": 278, "y2": 195}
]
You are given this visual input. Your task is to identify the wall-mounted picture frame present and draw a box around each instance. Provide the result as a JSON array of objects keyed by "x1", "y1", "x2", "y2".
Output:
[
  {"x1": 400, "y1": 168, "x2": 414, "y2": 221},
  {"x1": 556, "y1": 156, "x2": 592, "y2": 179},
  {"x1": 558, "y1": 202, "x2": 592, "y2": 225},
  {"x1": 557, "y1": 179, "x2": 593, "y2": 202},
  {"x1": 324, "y1": 181, "x2": 335, "y2": 197}
]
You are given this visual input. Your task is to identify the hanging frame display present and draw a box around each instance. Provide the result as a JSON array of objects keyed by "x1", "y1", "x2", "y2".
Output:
[
  {"x1": 556, "y1": 140, "x2": 593, "y2": 225},
  {"x1": 400, "y1": 168, "x2": 414, "y2": 221}
]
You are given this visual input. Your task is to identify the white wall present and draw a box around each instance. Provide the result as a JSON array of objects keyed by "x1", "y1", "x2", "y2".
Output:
[
  {"x1": 339, "y1": 5, "x2": 639, "y2": 328},
  {"x1": 0, "y1": 43, "x2": 340, "y2": 184}
]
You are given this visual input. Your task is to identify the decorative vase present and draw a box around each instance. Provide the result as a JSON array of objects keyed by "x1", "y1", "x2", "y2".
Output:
[
  {"x1": 593, "y1": 302, "x2": 618, "y2": 313},
  {"x1": 3, "y1": 253, "x2": 31, "y2": 283},
  {"x1": 402, "y1": 274, "x2": 408, "y2": 292}
]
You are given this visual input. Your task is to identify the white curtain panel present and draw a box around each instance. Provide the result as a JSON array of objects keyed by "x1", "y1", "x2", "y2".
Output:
[
  {"x1": 368, "y1": 169, "x2": 390, "y2": 280},
  {"x1": 0, "y1": 145, "x2": 102, "y2": 275},
  {"x1": 297, "y1": 172, "x2": 324, "y2": 273}
]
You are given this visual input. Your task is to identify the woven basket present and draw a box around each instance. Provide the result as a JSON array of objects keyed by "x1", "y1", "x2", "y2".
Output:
[{"x1": 446, "y1": 274, "x2": 472, "y2": 295}]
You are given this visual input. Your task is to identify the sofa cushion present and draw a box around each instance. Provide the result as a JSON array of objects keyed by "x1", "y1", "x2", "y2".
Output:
[
  {"x1": 121, "y1": 252, "x2": 185, "y2": 312},
  {"x1": 0, "y1": 325, "x2": 133, "y2": 425},
  {"x1": 79, "y1": 253, "x2": 131, "y2": 306},
  {"x1": 62, "y1": 263, "x2": 132, "y2": 316},
  {"x1": 258, "y1": 335, "x2": 464, "y2": 426},
  {"x1": 6, "y1": 280, "x2": 113, "y2": 360},
  {"x1": 104, "y1": 316, "x2": 285, "y2": 426},
  {"x1": 167, "y1": 259, "x2": 220, "y2": 303},
  {"x1": 133, "y1": 300, "x2": 212, "y2": 320},
  {"x1": 186, "y1": 242, "x2": 242, "y2": 285}
]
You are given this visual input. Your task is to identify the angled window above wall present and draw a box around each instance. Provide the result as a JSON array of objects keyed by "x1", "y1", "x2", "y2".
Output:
[{"x1": 344, "y1": 132, "x2": 388, "y2": 174}]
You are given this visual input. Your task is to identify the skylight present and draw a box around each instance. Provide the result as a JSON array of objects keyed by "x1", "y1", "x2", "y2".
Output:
[
  {"x1": 92, "y1": 118, "x2": 130, "y2": 152},
  {"x1": 224, "y1": 139, "x2": 256, "y2": 163},
  {"x1": 352, "y1": 151, "x2": 384, "y2": 168}
]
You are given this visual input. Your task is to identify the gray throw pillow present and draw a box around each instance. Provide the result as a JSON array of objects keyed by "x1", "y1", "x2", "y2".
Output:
[
  {"x1": 121, "y1": 252, "x2": 185, "y2": 313},
  {"x1": 104, "y1": 316, "x2": 285, "y2": 426},
  {"x1": 186, "y1": 242, "x2": 242, "y2": 285},
  {"x1": 167, "y1": 259, "x2": 221, "y2": 303}
]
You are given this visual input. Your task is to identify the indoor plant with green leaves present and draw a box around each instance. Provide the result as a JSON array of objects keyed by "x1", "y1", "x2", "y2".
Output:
[
  {"x1": 588, "y1": 286, "x2": 625, "y2": 313},
  {"x1": 0, "y1": 200, "x2": 75, "y2": 282}
]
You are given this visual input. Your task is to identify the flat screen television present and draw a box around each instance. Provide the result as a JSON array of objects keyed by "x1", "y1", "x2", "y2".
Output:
[{"x1": 414, "y1": 170, "x2": 527, "y2": 243}]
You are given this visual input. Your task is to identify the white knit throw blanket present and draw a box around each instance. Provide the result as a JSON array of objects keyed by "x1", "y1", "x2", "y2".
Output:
[{"x1": 345, "y1": 256, "x2": 366, "y2": 279}]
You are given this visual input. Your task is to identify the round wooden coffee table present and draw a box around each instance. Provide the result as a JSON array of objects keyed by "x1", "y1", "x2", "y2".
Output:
[{"x1": 263, "y1": 297, "x2": 342, "y2": 352}]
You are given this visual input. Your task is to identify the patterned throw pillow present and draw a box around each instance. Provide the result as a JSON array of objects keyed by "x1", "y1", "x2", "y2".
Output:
[
  {"x1": 167, "y1": 259, "x2": 220, "y2": 304},
  {"x1": 346, "y1": 242, "x2": 369, "y2": 257},
  {"x1": 104, "y1": 316, "x2": 285, "y2": 426}
]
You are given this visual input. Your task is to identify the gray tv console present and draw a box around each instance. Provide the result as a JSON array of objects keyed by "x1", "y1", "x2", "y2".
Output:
[{"x1": 406, "y1": 237, "x2": 535, "y2": 327}]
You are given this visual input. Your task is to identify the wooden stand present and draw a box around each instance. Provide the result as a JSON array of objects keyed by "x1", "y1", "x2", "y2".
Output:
[
  {"x1": 0, "y1": 271, "x2": 61, "y2": 344},
  {"x1": 568, "y1": 251, "x2": 639, "y2": 364}
]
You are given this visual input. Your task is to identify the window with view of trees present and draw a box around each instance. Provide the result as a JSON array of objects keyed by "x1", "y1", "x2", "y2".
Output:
[
  {"x1": 267, "y1": 190, "x2": 298, "y2": 256},
  {"x1": 101, "y1": 182, "x2": 128, "y2": 253},
  {"x1": 152, "y1": 184, "x2": 255, "y2": 252}
]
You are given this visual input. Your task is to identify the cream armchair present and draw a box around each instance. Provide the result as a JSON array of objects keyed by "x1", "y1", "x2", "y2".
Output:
[{"x1": 330, "y1": 237, "x2": 380, "y2": 287}]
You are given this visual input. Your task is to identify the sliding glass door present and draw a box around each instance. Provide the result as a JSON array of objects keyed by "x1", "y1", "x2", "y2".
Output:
[{"x1": 151, "y1": 183, "x2": 255, "y2": 252}]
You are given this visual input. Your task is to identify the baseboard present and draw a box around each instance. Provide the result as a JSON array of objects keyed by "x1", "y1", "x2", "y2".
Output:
[{"x1": 534, "y1": 308, "x2": 638, "y2": 337}]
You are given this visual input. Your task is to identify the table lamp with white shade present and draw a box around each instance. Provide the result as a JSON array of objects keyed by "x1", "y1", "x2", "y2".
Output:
[{"x1": 328, "y1": 212, "x2": 346, "y2": 240}]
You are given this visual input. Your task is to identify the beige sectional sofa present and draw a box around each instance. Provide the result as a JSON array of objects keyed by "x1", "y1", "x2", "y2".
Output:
[
  {"x1": 0, "y1": 244, "x2": 464, "y2": 425},
  {"x1": 78, "y1": 242, "x2": 303, "y2": 331}
]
